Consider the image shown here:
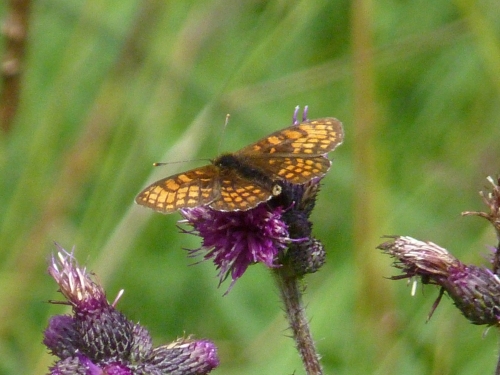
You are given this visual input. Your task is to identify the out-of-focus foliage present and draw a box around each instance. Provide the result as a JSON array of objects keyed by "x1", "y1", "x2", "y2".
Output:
[{"x1": 0, "y1": 1, "x2": 499, "y2": 374}]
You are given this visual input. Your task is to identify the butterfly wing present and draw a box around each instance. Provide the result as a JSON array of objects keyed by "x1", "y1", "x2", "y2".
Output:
[
  {"x1": 236, "y1": 118, "x2": 344, "y2": 156},
  {"x1": 208, "y1": 168, "x2": 274, "y2": 211},
  {"x1": 258, "y1": 155, "x2": 332, "y2": 184},
  {"x1": 135, "y1": 165, "x2": 220, "y2": 214},
  {"x1": 234, "y1": 118, "x2": 343, "y2": 183}
]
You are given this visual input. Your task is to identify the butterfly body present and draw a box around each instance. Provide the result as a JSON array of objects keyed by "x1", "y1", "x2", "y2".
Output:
[
  {"x1": 136, "y1": 118, "x2": 344, "y2": 214},
  {"x1": 214, "y1": 153, "x2": 272, "y2": 183}
]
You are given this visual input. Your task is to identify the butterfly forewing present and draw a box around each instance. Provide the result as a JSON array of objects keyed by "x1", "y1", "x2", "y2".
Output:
[
  {"x1": 236, "y1": 118, "x2": 343, "y2": 156},
  {"x1": 135, "y1": 165, "x2": 220, "y2": 213}
]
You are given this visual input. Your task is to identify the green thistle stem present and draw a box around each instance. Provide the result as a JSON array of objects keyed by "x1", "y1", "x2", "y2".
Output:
[{"x1": 273, "y1": 266, "x2": 323, "y2": 375}]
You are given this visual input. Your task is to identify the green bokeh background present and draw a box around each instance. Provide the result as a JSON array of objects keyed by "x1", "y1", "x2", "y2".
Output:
[{"x1": 1, "y1": 1, "x2": 500, "y2": 374}]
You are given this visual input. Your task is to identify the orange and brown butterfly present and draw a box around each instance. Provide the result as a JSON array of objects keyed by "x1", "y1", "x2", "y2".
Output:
[{"x1": 135, "y1": 118, "x2": 344, "y2": 214}]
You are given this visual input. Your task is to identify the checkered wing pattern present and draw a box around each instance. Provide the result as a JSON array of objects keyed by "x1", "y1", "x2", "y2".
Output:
[
  {"x1": 235, "y1": 118, "x2": 343, "y2": 183},
  {"x1": 237, "y1": 118, "x2": 343, "y2": 156},
  {"x1": 208, "y1": 169, "x2": 273, "y2": 211},
  {"x1": 135, "y1": 165, "x2": 219, "y2": 214},
  {"x1": 257, "y1": 156, "x2": 332, "y2": 184}
]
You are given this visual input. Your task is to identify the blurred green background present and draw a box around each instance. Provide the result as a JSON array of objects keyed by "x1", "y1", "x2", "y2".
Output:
[{"x1": 1, "y1": 1, "x2": 500, "y2": 374}]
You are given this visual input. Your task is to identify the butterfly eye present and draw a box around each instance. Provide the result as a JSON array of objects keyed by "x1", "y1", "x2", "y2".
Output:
[{"x1": 272, "y1": 184, "x2": 282, "y2": 196}]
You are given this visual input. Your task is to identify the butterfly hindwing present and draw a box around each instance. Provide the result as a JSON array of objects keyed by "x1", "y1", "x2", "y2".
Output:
[
  {"x1": 208, "y1": 167, "x2": 273, "y2": 211},
  {"x1": 254, "y1": 155, "x2": 332, "y2": 184}
]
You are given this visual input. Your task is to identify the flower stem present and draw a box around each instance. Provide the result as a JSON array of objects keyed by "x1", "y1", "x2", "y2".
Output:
[{"x1": 273, "y1": 266, "x2": 323, "y2": 375}]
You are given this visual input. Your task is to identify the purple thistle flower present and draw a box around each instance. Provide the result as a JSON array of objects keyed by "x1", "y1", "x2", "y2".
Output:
[
  {"x1": 377, "y1": 176, "x2": 500, "y2": 374},
  {"x1": 180, "y1": 204, "x2": 290, "y2": 290},
  {"x1": 44, "y1": 244, "x2": 219, "y2": 375},
  {"x1": 378, "y1": 236, "x2": 500, "y2": 325}
]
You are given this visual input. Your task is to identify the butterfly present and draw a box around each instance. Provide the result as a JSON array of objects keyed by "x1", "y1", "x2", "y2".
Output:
[{"x1": 135, "y1": 118, "x2": 344, "y2": 214}]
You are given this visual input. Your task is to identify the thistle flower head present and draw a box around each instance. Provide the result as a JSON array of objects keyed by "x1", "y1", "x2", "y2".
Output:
[
  {"x1": 276, "y1": 181, "x2": 326, "y2": 275},
  {"x1": 378, "y1": 236, "x2": 500, "y2": 325},
  {"x1": 44, "y1": 244, "x2": 219, "y2": 375},
  {"x1": 180, "y1": 204, "x2": 290, "y2": 290}
]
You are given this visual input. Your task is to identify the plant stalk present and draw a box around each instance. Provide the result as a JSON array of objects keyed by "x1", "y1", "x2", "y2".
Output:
[{"x1": 273, "y1": 267, "x2": 323, "y2": 375}]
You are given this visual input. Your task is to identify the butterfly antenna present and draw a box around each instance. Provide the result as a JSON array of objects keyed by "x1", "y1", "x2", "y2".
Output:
[
  {"x1": 153, "y1": 116, "x2": 230, "y2": 167},
  {"x1": 153, "y1": 159, "x2": 209, "y2": 167},
  {"x1": 216, "y1": 114, "x2": 230, "y2": 154}
]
